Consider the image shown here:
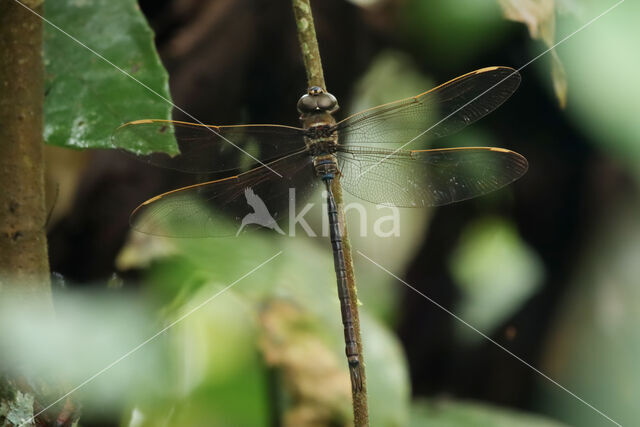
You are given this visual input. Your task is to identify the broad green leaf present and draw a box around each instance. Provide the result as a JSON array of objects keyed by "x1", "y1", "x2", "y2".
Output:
[
  {"x1": 117, "y1": 226, "x2": 411, "y2": 425},
  {"x1": 43, "y1": 0, "x2": 176, "y2": 153}
]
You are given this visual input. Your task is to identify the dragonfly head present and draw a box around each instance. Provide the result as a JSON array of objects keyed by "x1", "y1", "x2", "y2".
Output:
[{"x1": 297, "y1": 86, "x2": 339, "y2": 116}]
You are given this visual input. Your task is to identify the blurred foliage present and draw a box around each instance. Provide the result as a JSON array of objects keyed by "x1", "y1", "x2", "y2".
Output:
[
  {"x1": 537, "y1": 197, "x2": 640, "y2": 426},
  {"x1": 449, "y1": 217, "x2": 545, "y2": 344},
  {"x1": 410, "y1": 399, "x2": 567, "y2": 426},
  {"x1": 43, "y1": 0, "x2": 174, "y2": 153},
  {"x1": 116, "y1": 224, "x2": 410, "y2": 425},
  {"x1": 0, "y1": 391, "x2": 34, "y2": 427},
  {"x1": 556, "y1": 1, "x2": 640, "y2": 180},
  {"x1": 0, "y1": 290, "x2": 169, "y2": 417},
  {"x1": 347, "y1": 50, "x2": 434, "y2": 122},
  {"x1": 401, "y1": 0, "x2": 510, "y2": 67},
  {"x1": 499, "y1": 0, "x2": 568, "y2": 107},
  {"x1": 128, "y1": 284, "x2": 271, "y2": 426}
]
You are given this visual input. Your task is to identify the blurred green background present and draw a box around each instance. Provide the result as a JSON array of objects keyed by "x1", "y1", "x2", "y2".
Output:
[{"x1": 4, "y1": 0, "x2": 638, "y2": 426}]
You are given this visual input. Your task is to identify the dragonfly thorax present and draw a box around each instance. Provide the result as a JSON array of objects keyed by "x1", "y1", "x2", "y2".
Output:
[
  {"x1": 306, "y1": 124, "x2": 338, "y2": 156},
  {"x1": 300, "y1": 94, "x2": 340, "y2": 179},
  {"x1": 305, "y1": 123, "x2": 335, "y2": 139}
]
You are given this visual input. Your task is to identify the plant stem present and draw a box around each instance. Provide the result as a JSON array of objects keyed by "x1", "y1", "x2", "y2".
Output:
[
  {"x1": 291, "y1": 1, "x2": 369, "y2": 425},
  {"x1": 0, "y1": 0, "x2": 52, "y2": 301},
  {"x1": 0, "y1": 0, "x2": 52, "y2": 304},
  {"x1": 0, "y1": 0, "x2": 56, "y2": 423},
  {"x1": 292, "y1": 0, "x2": 326, "y2": 90}
]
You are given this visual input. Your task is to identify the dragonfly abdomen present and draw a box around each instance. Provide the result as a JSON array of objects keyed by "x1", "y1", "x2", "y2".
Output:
[{"x1": 313, "y1": 154, "x2": 339, "y2": 179}]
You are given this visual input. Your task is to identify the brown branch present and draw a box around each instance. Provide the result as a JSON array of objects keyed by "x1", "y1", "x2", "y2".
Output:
[
  {"x1": 0, "y1": 0, "x2": 52, "y2": 300},
  {"x1": 291, "y1": 1, "x2": 369, "y2": 425},
  {"x1": 1, "y1": 0, "x2": 58, "y2": 423},
  {"x1": 291, "y1": 0, "x2": 326, "y2": 90}
]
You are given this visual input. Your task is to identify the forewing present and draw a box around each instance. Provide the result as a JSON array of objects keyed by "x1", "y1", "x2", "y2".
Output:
[
  {"x1": 113, "y1": 119, "x2": 306, "y2": 173},
  {"x1": 337, "y1": 145, "x2": 528, "y2": 207},
  {"x1": 336, "y1": 67, "x2": 521, "y2": 147},
  {"x1": 130, "y1": 149, "x2": 320, "y2": 237}
]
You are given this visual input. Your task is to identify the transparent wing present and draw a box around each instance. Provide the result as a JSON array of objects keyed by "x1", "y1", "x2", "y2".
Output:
[
  {"x1": 130, "y1": 149, "x2": 320, "y2": 237},
  {"x1": 336, "y1": 67, "x2": 521, "y2": 147},
  {"x1": 113, "y1": 119, "x2": 306, "y2": 173},
  {"x1": 337, "y1": 145, "x2": 528, "y2": 207}
]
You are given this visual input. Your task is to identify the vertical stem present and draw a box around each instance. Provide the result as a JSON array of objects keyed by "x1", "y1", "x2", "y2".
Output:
[
  {"x1": 0, "y1": 0, "x2": 52, "y2": 301},
  {"x1": 0, "y1": 1, "x2": 52, "y2": 299},
  {"x1": 0, "y1": 0, "x2": 56, "y2": 423},
  {"x1": 292, "y1": 0, "x2": 326, "y2": 90},
  {"x1": 291, "y1": 1, "x2": 369, "y2": 425}
]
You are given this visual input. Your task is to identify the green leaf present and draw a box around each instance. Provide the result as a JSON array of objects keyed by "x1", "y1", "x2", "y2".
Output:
[
  {"x1": 0, "y1": 291, "x2": 169, "y2": 416},
  {"x1": 449, "y1": 216, "x2": 545, "y2": 344},
  {"x1": 43, "y1": 0, "x2": 175, "y2": 153},
  {"x1": 555, "y1": 1, "x2": 640, "y2": 180},
  {"x1": 410, "y1": 399, "x2": 568, "y2": 427},
  {"x1": 401, "y1": 0, "x2": 509, "y2": 67},
  {"x1": 363, "y1": 314, "x2": 411, "y2": 426},
  {"x1": 117, "y1": 228, "x2": 412, "y2": 425},
  {"x1": 538, "y1": 198, "x2": 640, "y2": 426}
]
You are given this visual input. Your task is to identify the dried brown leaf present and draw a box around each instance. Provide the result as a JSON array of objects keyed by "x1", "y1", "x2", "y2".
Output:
[
  {"x1": 258, "y1": 300, "x2": 352, "y2": 427},
  {"x1": 551, "y1": 50, "x2": 568, "y2": 108},
  {"x1": 499, "y1": 0, "x2": 568, "y2": 107},
  {"x1": 499, "y1": 0, "x2": 556, "y2": 43}
]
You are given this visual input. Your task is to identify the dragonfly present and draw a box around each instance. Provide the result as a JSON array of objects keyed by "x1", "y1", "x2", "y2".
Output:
[{"x1": 113, "y1": 66, "x2": 528, "y2": 392}]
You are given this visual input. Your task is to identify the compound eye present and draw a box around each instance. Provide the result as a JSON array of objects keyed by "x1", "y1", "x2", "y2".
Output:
[
  {"x1": 321, "y1": 92, "x2": 339, "y2": 113},
  {"x1": 317, "y1": 94, "x2": 337, "y2": 111},
  {"x1": 297, "y1": 87, "x2": 339, "y2": 114},
  {"x1": 297, "y1": 94, "x2": 317, "y2": 114}
]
